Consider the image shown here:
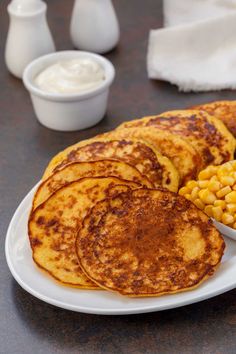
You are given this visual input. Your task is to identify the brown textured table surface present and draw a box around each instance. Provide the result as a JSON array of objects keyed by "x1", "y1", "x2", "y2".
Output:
[{"x1": 1, "y1": 1, "x2": 236, "y2": 353}]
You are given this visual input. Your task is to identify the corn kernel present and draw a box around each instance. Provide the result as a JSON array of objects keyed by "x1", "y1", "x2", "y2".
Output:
[
  {"x1": 186, "y1": 180, "x2": 198, "y2": 189},
  {"x1": 231, "y1": 161, "x2": 236, "y2": 170},
  {"x1": 185, "y1": 194, "x2": 192, "y2": 201},
  {"x1": 226, "y1": 203, "x2": 236, "y2": 214},
  {"x1": 229, "y1": 171, "x2": 236, "y2": 180},
  {"x1": 179, "y1": 186, "x2": 190, "y2": 196},
  {"x1": 198, "y1": 189, "x2": 216, "y2": 204},
  {"x1": 204, "y1": 205, "x2": 213, "y2": 217},
  {"x1": 217, "y1": 163, "x2": 233, "y2": 177},
  {"x1": 216, "y1": 186, "x2": 232, "y2": 198},
  {"x1": 214, "y1": 200, "x2": 226, "y2": 209},
  {"x1": 232, "y1": 184, "x2": 236, "y2": 191},
  {"x1": 233, "y1": 222, "x2": 236, "y2": 229},
  {"x1": 222, "y1": 213, "x2": 234, "y2": 225},
  {"x1": 207, "y1": 165, "x2": 218, "y2": 175},
  {"x1": 219, "y1": 176, "x2": 235, "y2": 186},
  {"x1": 212, "y1": 206, "x2": 223, "y2": 221},
  {"x1": 225, "y1": 191, "x2": 236, "y2": 203},
  {"x1": 198, "y1": 180, "x2": 209, "y2": 189},
  {"x1": 208, "y1": 180, "x2": 221, "y2": 192},
  {"x1": 198, "y1": 169, "x2": 213, "y2": 180},
  {"x1": 191, "y1": 186, "x2": 200, "y2": 200},
  {"x1": 224, "y1": 161, "x2": 234, "y2": 169},
  {"x1": 198, "y1": 189, "x2": 207, "y2": 199},
  {"x1": 209, "y1": 175, "x2": 219, "y2": 182},
  {"x1": 194, "y1": 198, "x2": 205, "y2": 210}
]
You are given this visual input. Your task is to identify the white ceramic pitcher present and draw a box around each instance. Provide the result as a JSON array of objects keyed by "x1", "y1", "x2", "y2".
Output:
[
  {"x1": 5, "y1": 0, "x2": 55, "y2": 79},
  {"x1": 70, "y1": 0, "x2": 120, "y2": 54}
]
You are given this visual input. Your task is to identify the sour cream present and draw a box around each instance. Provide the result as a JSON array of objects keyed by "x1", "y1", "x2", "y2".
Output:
[{"x1": 35, "y1": 58, "x2": 105, "y2": 94}]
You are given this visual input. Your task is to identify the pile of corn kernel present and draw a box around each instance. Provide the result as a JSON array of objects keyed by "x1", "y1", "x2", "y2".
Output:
[{"x1": 179, "y1": 160, "x2": 236, "y2": 229}]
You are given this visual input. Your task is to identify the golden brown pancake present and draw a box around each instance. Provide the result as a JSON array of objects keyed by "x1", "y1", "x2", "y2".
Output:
[
  {"x1": 41, "y1": 137, "x2": 96, "y2": 180},
  {"x1": 77, "y1": 188, "x2": 225, "y2": 297},
  {"x1": 33, "y1": 160, "x2": 152, "y2": 210},
  {"x1": 42, "y1": 139, "x2": 179, "y2": 192},
  {"x1": 191, "y1": 100, "x2": 236, "y2": 138},
  {"x1": 28, "y1": 177, "x2": 141, "y2": 288},
  {"x1": 97, "y1": 128, "x2": 203, "y2": 185},
  {"x1": 118, "y1": 110, "x2": 235, "y2": 167}
]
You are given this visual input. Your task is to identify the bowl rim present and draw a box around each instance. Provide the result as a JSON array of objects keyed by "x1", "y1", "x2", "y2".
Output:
[{"x1": 23, "y1": 50, "x2": 115, "y2": 102}]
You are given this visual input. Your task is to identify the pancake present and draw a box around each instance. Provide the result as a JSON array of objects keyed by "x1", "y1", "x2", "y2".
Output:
[
  {"x1": 42, "y1": 139, "x2": 179, "y2": 192},
  {"x1": 97, "y1": 128, "x2": 203, "y2": 185},
  {"x1": 28, "y1": 177, "x2": 141, "y2": 288},
  {"x1": 117, "y1": 116, "x2": 156, "y2": 129},
  {"x1": 76, "y1": 188, "x2": 225, "y2": 297},
  {"x1": 118, "y1": 110, "x2": 235, "y2": 167},
  {"x1": 191, "y1": 100, "x2": 236, "y2": 138},
  {"x1": 33, "y1": 160, "x2": 152, "y2": 210},
  {"x1": 42, "y1": 137, "x2": 97, "y2": 180}
]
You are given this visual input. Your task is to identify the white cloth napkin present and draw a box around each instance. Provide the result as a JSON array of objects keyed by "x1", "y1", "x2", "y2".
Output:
[
  {"x1": 147, "y1": 0, "x2": 236, "y2": 92},
  {"x1": 164, "y1": 0, "x2": 236, "y2": 27}
]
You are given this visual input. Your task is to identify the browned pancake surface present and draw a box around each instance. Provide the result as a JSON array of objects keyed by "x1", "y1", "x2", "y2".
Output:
[
  {"x1": 48, "y1": 139, "x2": 179, "y2": 191},
  {"x1": 98, "y1": 128, "x2": 203, "y2": 185},
  {"x1": 33, "y1": 160, "x2": 152, "y2": 210},
  {"x1": 29, "y1": 177, "x2": 141, "y2": 288},
  {"x1": 119, "y1": 110, "x2": 235, "y2": 167},
  {"x1": 77, "y1": 189, "x2": 225, "y2": 296},
  {"x1": 192, "y1": 100, "x2": 236, "y2": 138}
]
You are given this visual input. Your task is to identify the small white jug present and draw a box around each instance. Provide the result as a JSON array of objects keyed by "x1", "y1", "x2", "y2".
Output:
[
  {"x1": 5, "y1": 0, "x2": 55, "y2": 79},
  {"x1": 70, "y1": 0, "x2": 120, "y2": 54}
]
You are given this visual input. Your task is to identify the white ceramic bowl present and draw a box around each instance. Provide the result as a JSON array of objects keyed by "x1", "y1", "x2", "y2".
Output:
[
  {"x1": 213, "y1": 219, "x2": 236, "y2": 241},
  {"x1": 23, "y1": 51, "x2": 115, "y2": 131}
]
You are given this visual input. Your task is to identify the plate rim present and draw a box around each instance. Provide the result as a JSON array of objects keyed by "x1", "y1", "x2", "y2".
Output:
[{"x1": 5, "y1": 183, "x2": 236, "y2": 315}]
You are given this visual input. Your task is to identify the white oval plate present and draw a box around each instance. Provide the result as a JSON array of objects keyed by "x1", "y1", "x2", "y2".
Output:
[{"x1": 5, "y1": 184, "x2": 236, "y2": 315}]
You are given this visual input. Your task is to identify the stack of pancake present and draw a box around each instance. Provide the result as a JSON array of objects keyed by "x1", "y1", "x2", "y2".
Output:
[
  {"x1": 28, "y1": 103, "x2": 236, "y2": 297},
  {"x1": 192, "y1": 100, "x2": 236, "y2": 138}
]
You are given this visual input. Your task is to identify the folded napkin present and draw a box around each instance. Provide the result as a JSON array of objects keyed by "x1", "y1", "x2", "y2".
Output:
[
  {"x1": 147, "y1": 0, "x2": 236, "y2": 92},
  {"x1": 164, "y1": 0, "x2": 236, "y2": 27}
]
